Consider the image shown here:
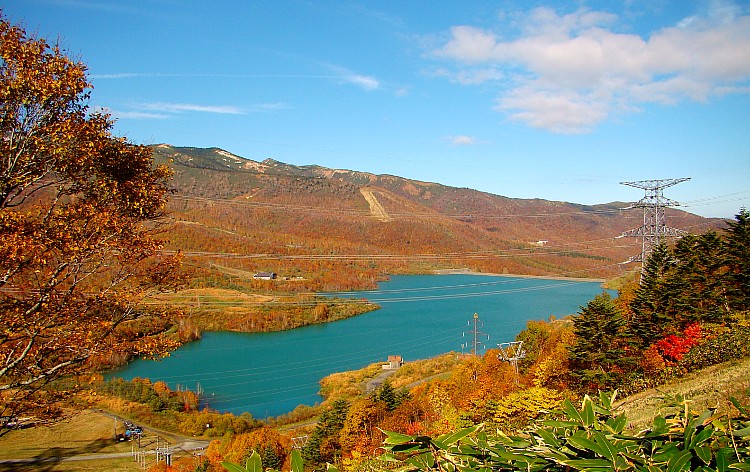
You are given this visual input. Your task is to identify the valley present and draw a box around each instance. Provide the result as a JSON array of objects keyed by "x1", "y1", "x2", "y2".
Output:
[{"x1": 151, "y1": 144, "x2": 721, "y2": 335}]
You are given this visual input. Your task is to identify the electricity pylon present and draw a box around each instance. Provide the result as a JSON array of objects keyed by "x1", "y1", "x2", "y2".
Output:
[
  {"x1": 620, "y1": 178, "x2": 690, "y2": 273},
  {"x1": 462, "y1": 313, "x2": 488, "y2": 356}
]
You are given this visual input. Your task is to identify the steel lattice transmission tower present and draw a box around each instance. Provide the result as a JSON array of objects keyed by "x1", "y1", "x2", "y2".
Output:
[{"x1": 620, "y1": 178, "x2": 691, "y2": 269}]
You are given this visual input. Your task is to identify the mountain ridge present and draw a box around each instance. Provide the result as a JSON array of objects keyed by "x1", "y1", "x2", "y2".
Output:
[{"x1": 152, "y1": 144, "x2": 721, "y2": 291}]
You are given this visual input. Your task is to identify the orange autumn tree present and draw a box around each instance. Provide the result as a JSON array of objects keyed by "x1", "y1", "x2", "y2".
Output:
[{"x1": 0, "y1": 17, "x2": 181, "y2": 422}]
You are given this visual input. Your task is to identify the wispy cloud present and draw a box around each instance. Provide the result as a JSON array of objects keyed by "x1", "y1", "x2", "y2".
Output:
[
  {"x1": 110, "y1": 110, "x2": 170, "y2": 120},
  {"x1": 107, "y1": 101, "x2": 293, "y2": 120},
  {"x1": 247, "y1": 102, "x2": 292, "y2": 112},
  {"x1": 90, "y1": 70, "x2": 384, "y2": 92},
  {"x1": 344, "y1": 73, "x2": 380, "y2": 90},
  {"x1": 48, "y1": 0, "x2": 142, "y2": 14},
  {"x1": 446, "y1": 135, "x2": 478, "y2": 146},
  {"x1": 326, "y1": 64, "x2": 381, "y2": 91},
  {"x1": 90, "y1": 73, "x2": 141, "y2": 79},
  {"x1": 431, "y1": 4, "x2": 750, "y2": 133},
  {"x1": 140, "y1": 102, "x2": 245, "y2": 114}
]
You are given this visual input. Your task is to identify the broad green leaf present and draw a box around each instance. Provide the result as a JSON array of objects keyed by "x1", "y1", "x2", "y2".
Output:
[
  {"x1": 245, "y1": 452, "x2": 262, "y2": 472},
  {"x1": 291, "y1": 449, "x2": 303, "y2": 472},
  {"x1": 562, "y1": 399, "x2": 585, "y2": 424},
  {"x1": 694, "y1": 445, "x2": 712, "y2": 465},
  {"x1": 730, "y1": 397, "x2": 750, "y2": 416},
  {"x1": 382, "y1": 430, "x2": 415, "y2": 445},
  {"x1": 430, "y1": 438, "x2": 448, "y2": 450},
  {"x1": 535, "y1": 428, "x2": 561, "y2": 448},
  {"x1": 439, "y1": 424, "x2": 481, "y2": 446},
  {"x1": 221, "y1": 462, "x2": 247, "y2": 472},
  {"x1": 646, "y1": 416, "x2": 670, "y2": 437},
  {"x1": 727, "y1": 465, "x2": 750, "y2": 471},
  {"x1": 542, "y1": 420, "x2": 580, "y2": 428},
  {"x1": 691, "y1": 427, "x2": 715, "y2": 449},
  {"x1": 666, "y1": 450, "x2": 693, "y2": 472},
  {"x1": 591, "y1": 430, "x2": 619, "y2": 461},
  {"x1": 561, "y1": 458, "x2": 613, "y2": 468},
  {"x1": 732, "y1": 426, "x2": 750, "y2": 437},
  {"x1": 326, "y1": 464, "x2": 339, "y2": 472},
  {"x1": 582, "y1": 396, "x2": 596, "y2": 427},
  {"x1": 567, "y1": 435, "x2": 606, "y2": 457},
  {"x1": 605, "y1": 414, "x2": 627, "y2": 434},
  {"x1": 494, "y1": 450, "x2": 540, "y2": 463},
  {"x1": 684, "y1": 420, "x2": 696, "y2": 449},
  {"x1": 716, "y1": 448, "x2": 730, "y2": 472}
]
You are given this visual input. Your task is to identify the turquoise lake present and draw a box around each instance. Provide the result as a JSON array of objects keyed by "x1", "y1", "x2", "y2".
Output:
[{"x1": 108, "y1": 274, "x2": 607, "y2": 418}]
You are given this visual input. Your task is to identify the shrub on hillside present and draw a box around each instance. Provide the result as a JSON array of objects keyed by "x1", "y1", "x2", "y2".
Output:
[
  {"x1": 681, "y1": 324, "x2": 750, "y2": 370},
  {"x1": 492, "y1": 386, "x2": 563, "y2": 431}
]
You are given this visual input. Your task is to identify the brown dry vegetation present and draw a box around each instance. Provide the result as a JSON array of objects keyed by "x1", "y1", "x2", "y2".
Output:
[{"x1": 150, "y1": 145, "x2": 723, "y2": 337}]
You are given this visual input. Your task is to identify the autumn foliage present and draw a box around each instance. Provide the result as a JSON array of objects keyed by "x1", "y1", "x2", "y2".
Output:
[{"x1": 0, "y1": 17, "x2": 182, "y2": 421}]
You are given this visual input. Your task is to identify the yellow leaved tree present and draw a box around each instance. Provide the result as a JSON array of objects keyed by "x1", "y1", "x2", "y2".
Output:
[{"x1": 0, "y1": 17, "x2": 182, "y2": 424}]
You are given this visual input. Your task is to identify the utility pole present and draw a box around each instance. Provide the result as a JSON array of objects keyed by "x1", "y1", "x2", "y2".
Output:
[
  {"x1": 620, "y1": 178, "x2": 690, "y2": 275},
  {"x1": 462, "y1": 313, "x2": 488, "y2": 356}
]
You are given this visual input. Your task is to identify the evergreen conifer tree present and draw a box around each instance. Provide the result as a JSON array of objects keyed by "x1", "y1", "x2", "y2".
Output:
[
  {"x1": 302, "y1": 399, "x2": 349, "y2": 465},
  {"x1": 723, "y1": 208, "x2": 750, "y2": 311},
  {"x1": 629, "y1": 244, "x2": 678, "y2": 347},
  {"x1": 568, "y1": 293, "x2": 629, "y2": 391},
  {"x1": 673, "y1": 231, "x2": 728, "y2": 323},
  {"x1": 375, "y1": 380, "x2": 398, "y2": 411}
]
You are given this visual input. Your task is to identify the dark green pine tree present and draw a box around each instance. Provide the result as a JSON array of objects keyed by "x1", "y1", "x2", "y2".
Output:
[
  {"x1": 374, "y1": 380, "x2": 398, "y2": 411},
  {"x1": 673, "y1": 231, "x2": 728, "y2": 324},
  {"x1": 723, "y1": 208, "x2": 750, "y2": 312},
  {"x1": 629, "y1": 243, "x2": 680, "y2": 347},
  {"x1": 302, "y1": 399, "x2": 349, "y2": 464},
  {"x1": 259, "y1": 444, "x2": 282, "y2": 471},
  {"x1": 568, "y1": 293, "x2": 630, "y2": 392}
]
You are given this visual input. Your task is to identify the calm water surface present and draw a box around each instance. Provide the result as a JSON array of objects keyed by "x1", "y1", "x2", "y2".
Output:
[{"x1": 108, "y1": 274, "x2": 607, "y2": 418}]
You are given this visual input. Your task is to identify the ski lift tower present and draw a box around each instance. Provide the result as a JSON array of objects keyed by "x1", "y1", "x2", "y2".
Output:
[{"x1": 497, "y1": 341, "x2": 526, "y2": 383}]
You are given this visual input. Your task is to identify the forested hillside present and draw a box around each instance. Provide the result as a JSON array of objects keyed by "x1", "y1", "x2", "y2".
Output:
[
  {"x1": 139, "y1": 144, "x2": 724, "y2": 338},
  {"x1": 154, "y1": 144, "x2": 716, "y2": 291},
  {"x1": 212, "y1": 210, "x2": 750, "y2": 472}
]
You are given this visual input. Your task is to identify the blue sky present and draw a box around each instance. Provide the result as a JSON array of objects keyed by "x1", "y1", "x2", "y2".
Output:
[{"x1": 5, "y1": 0, "x2": 750, "y2": 218}]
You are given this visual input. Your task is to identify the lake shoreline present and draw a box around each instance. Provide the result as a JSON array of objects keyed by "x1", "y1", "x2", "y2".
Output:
[{"x1": 432, "y1": 268, "x2": 607, "y2": 284}]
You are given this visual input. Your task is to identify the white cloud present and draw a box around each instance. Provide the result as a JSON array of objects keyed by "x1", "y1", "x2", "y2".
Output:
[
  {"x1": 111, "y1": 110, "x2": 171, "y2": 120},
  {"x1": 447, "y1": 135, "x2": 478, "y2": 146},
  {"x1": 90, "y1": 73, "x2": 140, "y2": 79},
  {"x1": 431, "y1": 5, "x2": 750, "y2": 133},
  {"x1": 92, "y1": 106, "x2": 168, "y2": 120},
  {"x1": 141, "y1": 102, "x2": 245, "y2": 114},
  {"x1": 495, "y1": 87, "x2": 612, "y2": 134},
  {"x1": 247, "y1": 102, "x2": 292, "y2": 112},
  {"x1": 342, "y1": 73, "x2": 380, "y2": 90},
  {"x1": 326, "y1": 63, "x2": 381, "y2": 91}
]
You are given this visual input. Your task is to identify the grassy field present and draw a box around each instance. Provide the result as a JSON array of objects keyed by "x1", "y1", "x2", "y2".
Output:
[
  {"x1": 614, "y1": 356, "x2": 750, "y2": 432},
  {"x1": 0, "y1": 409, "x2": 205, "y2": 472},
  {"x1": 0, "y1": 410, "x2": 139, "y2": 471}
]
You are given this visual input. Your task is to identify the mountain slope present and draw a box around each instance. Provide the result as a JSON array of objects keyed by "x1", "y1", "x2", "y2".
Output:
[{"x1": 152, "y1": 144, "x2": 719, "y2": 292}]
